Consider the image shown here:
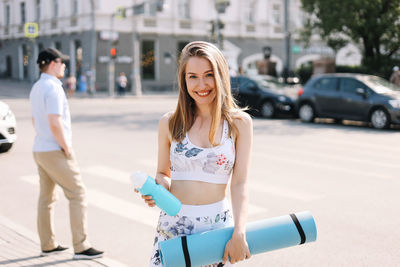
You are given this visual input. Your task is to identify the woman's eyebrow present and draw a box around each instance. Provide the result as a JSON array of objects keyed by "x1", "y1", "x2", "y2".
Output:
[{"x1": 186, "y1": 70, "x2": 213, "y2": 75}]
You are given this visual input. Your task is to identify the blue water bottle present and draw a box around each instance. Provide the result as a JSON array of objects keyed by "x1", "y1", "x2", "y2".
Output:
[{"x1": 131, "y1": 171, "x2": 181, "y2": 216}]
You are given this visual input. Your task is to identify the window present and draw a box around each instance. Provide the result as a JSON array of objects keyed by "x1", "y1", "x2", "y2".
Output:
[
  {"x1": 38, "y1": 43, "x2": 44, "y2": 53},
  {"x1": 246, "y1": 0, "x2": 256, "y2": 24},
  {"x1": 141, "y1": 40, "x2": 155, "y2": 80},
  {"x1": 72, "y1": 0, "x2": 78, "y2": 15},
  {"x1": 5, "y1": 5, "x2": 10, "y2": 26},
  {"x1": 55, "y1": 41, "x2": 62, "y2": 51},
  {"x1": 53, "y1": 0, "x2": 59, "y2": 18},
  {"x1": 178, "y1": 0, "x2": 190, "y2": 19},
  {"x1": 36, "y1": 0, "x2": 41, "y2": 21},
  {"x1": 313, "y1": 78, "x2": 337, "y2": 91},
  {"x1": 272, "y1": 4, "x2": 281, "y2": 25},
  {"x1": 339, "y1": 78, "x2": 366, "y2": 94},
  {"x1": 177, "y1": 41, "x2": 189, "y2": 60},
  {"x1": 20, "y1": 2, "x2": 26, "y2": 24}
]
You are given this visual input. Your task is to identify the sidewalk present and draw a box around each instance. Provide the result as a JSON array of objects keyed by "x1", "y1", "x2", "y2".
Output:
[
  {"x1": 0, "y1": 215, "x2": 127, "y2": 267},
  {"x1": 0, "y1": 78, "x2": 178, "y2": 99}
]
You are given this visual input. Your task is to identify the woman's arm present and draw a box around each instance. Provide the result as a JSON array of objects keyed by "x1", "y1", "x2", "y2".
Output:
[
  {"x1": 223, "y1": 111, "x2": 253, "y2": 264},
  {"x1": 141, "y1": 112, "x2": 172, "y2": 207}
]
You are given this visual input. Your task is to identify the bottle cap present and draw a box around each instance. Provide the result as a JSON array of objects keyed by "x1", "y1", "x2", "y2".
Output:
[{"x1": 131, "y1": 171, "x2": 147, "y2": 189}]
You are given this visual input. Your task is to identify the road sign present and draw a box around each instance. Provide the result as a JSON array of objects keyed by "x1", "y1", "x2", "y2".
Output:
[
  {"x1": 116, "y1": 7, "x2": 126, "y2": 19},
  {"x1": 292, "y1": 45, "x2": 301, "y2": 54},
  {"x1": 24, "y1": 22, "x2": 38, "y2": 38}
]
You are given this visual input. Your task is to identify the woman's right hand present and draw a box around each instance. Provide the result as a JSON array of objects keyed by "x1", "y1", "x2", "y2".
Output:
[{"x1": 134, "y1": 189, "x2": 156, "y2": 207}]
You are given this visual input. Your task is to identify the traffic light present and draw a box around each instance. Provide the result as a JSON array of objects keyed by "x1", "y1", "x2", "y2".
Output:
[
  {"x1": 110, "y1": 47, "x2": 117, "y2": 59},
  {"x1": 156, "y1": 0, "x2": 165, "y2": 12}
]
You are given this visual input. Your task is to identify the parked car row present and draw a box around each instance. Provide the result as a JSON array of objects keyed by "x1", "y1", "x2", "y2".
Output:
[
  {"x1": 231, "y1": 73, "x2": 400, "y2": 129},
  {"x1": 297, "y1": 73, "x2": 400, "y2": 129},
  {"x1": 0, "y1": 100, "x2": 17, "y2": 153},
  {"x1": 230, "y1": 75, "x2": 297, "y2": 118}
]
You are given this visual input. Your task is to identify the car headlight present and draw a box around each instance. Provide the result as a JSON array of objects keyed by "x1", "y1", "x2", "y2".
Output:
[
  {"x1": 278, "y1": 95, "x2": 287, "y2": 102},
  {"x1": 1, "y1": 109, "x2": 13, "y2": 120},
  {"x1": 388, "y1": 100, "x2": 400, "y2": 108}
]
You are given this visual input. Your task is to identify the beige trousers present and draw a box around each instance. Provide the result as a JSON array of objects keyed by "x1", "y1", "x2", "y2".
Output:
[{"x1": 33, "y1": 150, "x2": 91, "y2": 252}]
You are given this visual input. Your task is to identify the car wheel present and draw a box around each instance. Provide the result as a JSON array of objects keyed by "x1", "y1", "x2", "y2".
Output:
[
  {"x1": 0, "y1": 143, "x2": 13, "y2": 153},
  {"x1": 370, "y1": 108, "x2": 390, "y2": 129},
  {"x1": 298, "y1": 103, "x2": 315, "y2": 122},
  {"x1": 260, "y1": 101, "x2": 275, "y2": 118}
]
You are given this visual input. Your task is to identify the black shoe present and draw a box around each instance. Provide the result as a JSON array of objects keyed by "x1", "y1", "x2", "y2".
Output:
[
  {"x1": 73, "y1": 247, "x2": 104, "y2": 260},
  {"x1": 40, "y1": 245, "x2": 69, "y2": 256}
]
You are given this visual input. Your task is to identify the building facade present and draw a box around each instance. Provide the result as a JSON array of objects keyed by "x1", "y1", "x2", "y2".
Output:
[{"x1": 0, "y1": 0, "x2": 351, "y2": 92}]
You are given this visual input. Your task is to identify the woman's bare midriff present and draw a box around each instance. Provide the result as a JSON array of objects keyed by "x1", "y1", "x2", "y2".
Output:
[{"x1": 170, "y1": 180, "x2": 228, "y2": 205}]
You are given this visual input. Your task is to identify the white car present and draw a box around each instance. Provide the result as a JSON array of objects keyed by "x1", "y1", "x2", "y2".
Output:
[{"x1": 0, "y1": 100, "x2": 17, "y2": 153}]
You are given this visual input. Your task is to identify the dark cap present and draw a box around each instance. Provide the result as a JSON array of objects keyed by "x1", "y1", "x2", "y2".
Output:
[{"x1": 37, "y1": 48, "x2": 69, "y2": 65}]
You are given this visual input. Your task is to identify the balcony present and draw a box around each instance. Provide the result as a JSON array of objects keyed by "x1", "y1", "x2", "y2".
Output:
[
  {"x1": 51, "y1": 19, "x2": 57, "y2": 29},
  {"x1": 179, "y1": 20, "x2": 191, "y2": 29},
  {"x1": 246, "y1": 24, "x2": 255, "y2": 32},
  {"x1": 144, "y1": 18, "x2": 157, "y2": 27},
  {"x1": 70, "y1": 16, "x2": 77, "y2": 27}
]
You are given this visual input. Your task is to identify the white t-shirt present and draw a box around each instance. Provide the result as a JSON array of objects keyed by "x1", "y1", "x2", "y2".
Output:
[{"x1": 30, "y1": 73, "x2": 72, "y2": 152}]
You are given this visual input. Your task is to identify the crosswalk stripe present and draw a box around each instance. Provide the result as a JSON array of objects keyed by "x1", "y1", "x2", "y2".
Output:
[
  {"x1": 88, "y1": 189, "x2": 159, "y2": 227},
  {"x1": 253, "y1": 151, "x2": 395, "y2": 180},
  {"x1": 84, "y1": 166, "x2": 269, "y2": 215},
  {"x1": 83, "y1": 165, "x2": 131, "y2": 185},
  {"x1": 19, "y1": 174, "x2": 159, "y2": 228},
  {"x1": 255, "y1": 142, "x2": 400, "y2": 170},
  {"x1": 249, "y1": 181, "x2": 324, "y2": 202}
]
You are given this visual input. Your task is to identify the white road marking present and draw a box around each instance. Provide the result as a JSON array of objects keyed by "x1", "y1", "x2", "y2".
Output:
[
  {"x1": 249, "y1": 181, "x2": 324, "y2": 202},
  {"x1": 83, "y1": 165, "x2": 131, "y2": 185},
  {"x1": 88, "y1": 189, "x2": 159, "y2": 227},
  {"x1": 256, "y1": 142, "x2": 400, "y2": 170},
  {"x1": 20, "y1": 173, "x2": 159, "y2": 228},
  {"x1": 253, "y1": 151, "x2": 395, "y2": 180}
]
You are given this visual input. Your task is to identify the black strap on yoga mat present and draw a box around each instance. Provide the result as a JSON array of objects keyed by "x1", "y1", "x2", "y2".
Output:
[
  {"x1": 181, "y1": 235, "x2": 191, "y2": 267},
  {"x1": 290, "y1": 213, "x2": 306, "y2": 244}
]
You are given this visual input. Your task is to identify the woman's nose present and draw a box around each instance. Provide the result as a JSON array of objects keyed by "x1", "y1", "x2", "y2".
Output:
[{"x1": 198, "y1": 77, "x2": 207, "y2": 88}]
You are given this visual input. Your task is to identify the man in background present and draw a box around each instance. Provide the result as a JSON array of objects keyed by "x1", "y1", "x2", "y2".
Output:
[{"x1": 29, "y1": 48, "x2": 103, "y2": 260}]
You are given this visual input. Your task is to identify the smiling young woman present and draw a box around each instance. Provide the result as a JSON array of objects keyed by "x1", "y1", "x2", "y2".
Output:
[{"x1": 138, "y1": 41, "x2": 253, "y2": 266}]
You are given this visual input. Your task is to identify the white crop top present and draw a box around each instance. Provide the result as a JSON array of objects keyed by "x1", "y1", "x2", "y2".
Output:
[{"x1": 170, "y1": 120, "x2": 235, "y2": 184}]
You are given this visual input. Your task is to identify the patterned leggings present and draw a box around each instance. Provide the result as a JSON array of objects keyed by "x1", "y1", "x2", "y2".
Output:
[{"x1": 149, "y1": 199, "x2": 234, "y2": 267}]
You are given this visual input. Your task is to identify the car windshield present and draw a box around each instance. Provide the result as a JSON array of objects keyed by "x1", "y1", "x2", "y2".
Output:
[
  {"x1": 362, "y1": 76, "x2": 400, "y2": 93},
  {"x1": 253, "y1": 78, "x2": 283, "y2": 90}
]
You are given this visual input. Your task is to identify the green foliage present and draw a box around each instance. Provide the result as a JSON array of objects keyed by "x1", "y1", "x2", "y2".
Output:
[
  {"x1": 300, "y1": 0, "x2": 400, "y2": 75},
  {"x1": 296, "y1": 63, "x2": 313, "y2": 84}
]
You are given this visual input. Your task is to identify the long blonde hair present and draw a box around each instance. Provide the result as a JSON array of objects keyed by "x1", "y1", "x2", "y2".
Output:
[{"x1": 169, "y1": 41, "x2": 242, "y2": 146}]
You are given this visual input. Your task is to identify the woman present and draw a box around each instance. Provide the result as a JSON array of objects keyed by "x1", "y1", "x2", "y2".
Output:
[{"x1": 140, "y1": 41, "x2": 252, "y2": 266}]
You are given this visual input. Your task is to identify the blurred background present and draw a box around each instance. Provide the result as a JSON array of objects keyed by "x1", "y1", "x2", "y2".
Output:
[{"x1": 2, "y1": 0, "x2": 398, "y2": 94}]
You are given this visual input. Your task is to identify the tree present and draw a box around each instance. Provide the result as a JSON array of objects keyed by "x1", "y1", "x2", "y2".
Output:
[{"x1": 300, "y1": 0, "x2": 400, "y2": 75}]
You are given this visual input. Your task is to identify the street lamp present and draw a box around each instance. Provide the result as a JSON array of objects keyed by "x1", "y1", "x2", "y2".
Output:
[
  {"x1": 89, "y1": 0, "x2": 97, "y2": 95},
  {"x1": 214, "y1": 0, "x2": 230, "y2": 49}
]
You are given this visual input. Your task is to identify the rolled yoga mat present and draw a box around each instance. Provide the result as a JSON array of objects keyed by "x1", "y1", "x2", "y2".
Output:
[{"x1": 159, "y1": 211, "x2": 317, "y2": 267}]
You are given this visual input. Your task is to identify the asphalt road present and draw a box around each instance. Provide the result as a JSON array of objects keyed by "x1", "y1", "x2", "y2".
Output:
[{"x1": 1, "y1": 89, "x2": 400, "y2": 266}]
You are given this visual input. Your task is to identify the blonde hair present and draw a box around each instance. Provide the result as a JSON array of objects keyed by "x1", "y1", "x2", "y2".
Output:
[{"x1": 169, "y1": 41, "x2": 242, "y2": 146}]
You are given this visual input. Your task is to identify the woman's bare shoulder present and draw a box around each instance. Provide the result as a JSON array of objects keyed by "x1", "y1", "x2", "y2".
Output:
[
  {"x1": 232, "y1": 111, "x2": 252, "y2": 129},
  {"x1": 160, "y1": 111, "x2": 174, "y2": 125}
]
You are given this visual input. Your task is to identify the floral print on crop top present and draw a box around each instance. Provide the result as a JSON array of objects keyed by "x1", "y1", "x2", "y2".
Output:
[{"x1": 170, "y1": 120, "x2": 235, "y2": 184}]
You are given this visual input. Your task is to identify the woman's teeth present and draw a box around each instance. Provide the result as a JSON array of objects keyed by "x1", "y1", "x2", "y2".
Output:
[{"x1": 197, "y1": 91, "x2": 210, "y2": 96}]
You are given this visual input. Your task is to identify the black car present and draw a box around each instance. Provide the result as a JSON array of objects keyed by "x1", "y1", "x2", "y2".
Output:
[
  {"x1": 297, "y1": 73, "x2": 400, "y2": 129},
  {"x1": 230, "y1": 76, "x2": 296, "y2": 118}
]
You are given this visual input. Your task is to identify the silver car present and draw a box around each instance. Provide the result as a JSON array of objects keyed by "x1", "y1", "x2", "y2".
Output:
[{"x1": 0, "y1": 100, "x2": 17, "y2": 153}]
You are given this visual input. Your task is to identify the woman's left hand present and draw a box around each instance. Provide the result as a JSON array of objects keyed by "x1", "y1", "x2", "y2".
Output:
[{"x1": 222, "y1": 232, "x2": 251, "y2": 264}]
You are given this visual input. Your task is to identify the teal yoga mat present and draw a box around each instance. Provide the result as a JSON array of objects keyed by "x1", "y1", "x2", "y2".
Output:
[{"x1": 159, "y1": 211, "x2": 317, "y2": 267}]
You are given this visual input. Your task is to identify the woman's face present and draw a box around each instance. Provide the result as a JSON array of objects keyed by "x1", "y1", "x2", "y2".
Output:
[{"x1": 185, "y1": 56, "x2": 216, "y2": 107}]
